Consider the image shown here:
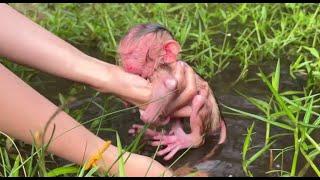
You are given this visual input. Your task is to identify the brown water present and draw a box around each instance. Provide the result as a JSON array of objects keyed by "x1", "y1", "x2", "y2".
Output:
[{"x1": 19, "y1": 47, "x2": 314, "y2": 177}]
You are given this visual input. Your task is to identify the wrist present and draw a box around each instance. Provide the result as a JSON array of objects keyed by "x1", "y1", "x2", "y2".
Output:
[
  {"x1": 73, "y1": 54, "x2": 152, "y2": 106},
  {"x1": 73, "y1": 54, "x2": 113, "y2": 93}
]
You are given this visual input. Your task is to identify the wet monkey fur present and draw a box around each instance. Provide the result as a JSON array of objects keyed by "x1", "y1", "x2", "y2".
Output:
[{"x1": 118, "y1": 24, "x2": 227, "y2": 161}]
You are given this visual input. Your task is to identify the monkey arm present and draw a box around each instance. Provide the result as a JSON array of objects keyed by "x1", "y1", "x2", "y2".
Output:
[
  {"x1": 133, "y1": 95, "x2": 207, "y2": 161},
  {"x1": 166, "y1": 62, "x2": 197, "y2": 115}
]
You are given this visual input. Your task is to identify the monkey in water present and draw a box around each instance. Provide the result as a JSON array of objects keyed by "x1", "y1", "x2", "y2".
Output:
[{"x1": 117, "y1": 24, "x2": 227, "y2": 161}]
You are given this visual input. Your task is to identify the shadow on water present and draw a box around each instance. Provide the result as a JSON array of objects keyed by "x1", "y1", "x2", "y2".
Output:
[{"x1": 22, "y1": 47, "x2": 315, "y2": 176}]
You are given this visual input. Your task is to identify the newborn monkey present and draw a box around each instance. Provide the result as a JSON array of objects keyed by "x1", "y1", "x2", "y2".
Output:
[{"x1": 118, "y1": 24, "x2": 227, "y2": 161}]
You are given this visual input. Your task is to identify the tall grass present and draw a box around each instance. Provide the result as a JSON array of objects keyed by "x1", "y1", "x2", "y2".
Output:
[
  {"x1": 6, "y1": 4, "x2": 320, "y2": 84},
  {"x1": 223, "y1": 60, "x2": 320, "y2": 176}
]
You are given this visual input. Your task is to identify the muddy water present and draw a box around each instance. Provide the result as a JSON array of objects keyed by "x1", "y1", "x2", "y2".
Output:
[
  {"x1": 156, "y1": 60, "x2": 304, "y2": 177},
  {"x1": 168, "y1": 61, "x2": 300, "y2": 177},
  {"x1": 21, "y1": 47, "x2": 312, "y2": 176}
]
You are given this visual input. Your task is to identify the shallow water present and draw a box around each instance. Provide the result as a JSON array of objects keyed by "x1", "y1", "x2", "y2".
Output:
[
  {"x1": 22, "y1": 54, "x2": 317, "y2": 177},
  {"x1": 155, "y1": 60, "x2": 304, "y2": 177}
]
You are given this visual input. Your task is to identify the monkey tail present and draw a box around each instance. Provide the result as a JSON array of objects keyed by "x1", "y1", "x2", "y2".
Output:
[
  {"x1": 198, "y1": 118, "x2": 227, "y2": 163},
  {"x1": 217, "y1": 118, "x2": 227, "y2": 145}
]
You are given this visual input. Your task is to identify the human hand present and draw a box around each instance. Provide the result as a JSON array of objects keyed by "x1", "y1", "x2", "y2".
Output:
[
  {"x1": 94, "y1": 61, "x2": 199, "y2": 114},
  {"x1": 167, "y1": 61, "x2": 216, "y2": 127}
]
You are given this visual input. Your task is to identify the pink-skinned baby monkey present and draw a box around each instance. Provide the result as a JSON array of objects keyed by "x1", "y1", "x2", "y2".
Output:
[{"x1": 118, "y1": 24, "x2": 227, "y2": 161}]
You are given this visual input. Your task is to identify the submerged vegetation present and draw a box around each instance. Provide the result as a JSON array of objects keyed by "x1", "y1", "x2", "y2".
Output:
[{"x1": 0, "y1": 3, "x2": 319, "y2": 177}]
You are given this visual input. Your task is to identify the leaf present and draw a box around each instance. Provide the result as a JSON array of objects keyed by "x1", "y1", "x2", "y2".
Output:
[
  {"x1": 47, "y1": 166, "x2": 79, "y2": 177},
  {"x1": 300, "y1": 147, "x2": 320, "y2": 176},
  {"x1": 279, "y1": 91, "x2": 304, "y2": 96},
  {"x1": 85, "y1": 166, "x2": 99, "y2": 177},
  {"x1": 246, "y1": 140, "x2": 276, "y2": 166},
  {"x1": 10, "y1": 156, "x2": 20, "y2": 177},
  {"x1": 222, "y1": 104, "x2": 294, "y2": 131},
  {"x1": 258, "y1": 70, "x2": 297, "y2": 125},
  {"x1": 242, "y1": 122, "x2": 255, "y2": 177},
  {"x1": 272, "y1": 59, "x2": 281, "y2": 92},
  {"x1": 58, "y1": 93, "x2": 65, "y2": 106},
  {"x1": 242, "y1": 122, "x2": 255, "y2": 161},
  {"x1": 116, "y1": 133, "x2": 125, "y2": 177},
  {"x1": 303, "y1": 46, "x2": 319, "y2": 59},
  {"x1": 85, "y1": 22, "x2": 95, "y2": 33}
]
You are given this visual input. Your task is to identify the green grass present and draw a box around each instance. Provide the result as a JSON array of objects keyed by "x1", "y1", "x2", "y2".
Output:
[
  {"x1": 223, "y1": 60, "x2": 320, "y2": 176},
  {"x1": 0, "y1": 3, "x2": 319, "y2": 177}
]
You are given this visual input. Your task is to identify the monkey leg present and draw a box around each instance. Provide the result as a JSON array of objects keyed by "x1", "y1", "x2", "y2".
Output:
[
  {"x1": 188, "y1": 94, "x2": 207, "y2": 147},
  {"x1": 149, "y1": 120, "x2": 193, "y2": 160},
  {"x1": 147, "y1": 95, "x2": 206, "y2": 161},
  {"x1": 140, "y1": 76, "x2": 177, "y2": 125}
]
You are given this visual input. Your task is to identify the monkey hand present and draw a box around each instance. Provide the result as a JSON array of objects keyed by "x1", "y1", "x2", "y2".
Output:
[
  {"x1": 149, "y1": 120, "x2": 203, "y2": 161},
  {"x1": 128, "y1": 122, "x2": 203, "y2": 161},
  {"x1": 128, "y1": 124, "x2": 167, "y2": 142}
]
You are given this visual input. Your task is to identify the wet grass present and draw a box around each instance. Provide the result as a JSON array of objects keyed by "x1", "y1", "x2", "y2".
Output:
[
  {"x1": 223, "y1": 60, "x2": 320, "y2": 176},
  {"x1": 0, "y1": 3, "x2": 319, "y2": 177}
]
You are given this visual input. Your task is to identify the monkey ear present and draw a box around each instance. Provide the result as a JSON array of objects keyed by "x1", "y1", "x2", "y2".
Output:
[{"x1": 163, "y1": 40, "x2": 181, "y2": 63}]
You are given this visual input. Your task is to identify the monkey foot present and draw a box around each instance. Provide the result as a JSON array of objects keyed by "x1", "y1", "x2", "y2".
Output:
[
  {"x1": 128, "y1": 123, "x2": 202, "y2": 161},
  {"x1": 150, "y1": 121, "x2": 203, "y2": 161},
  {"x1": 128, "y1": 124, "x2": 166, "y2": 141}
]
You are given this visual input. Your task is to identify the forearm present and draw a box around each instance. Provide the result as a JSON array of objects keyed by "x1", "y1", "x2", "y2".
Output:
[
  {"x1": 0, "y1": 63, "x2": 106, "y2": 167},
  {"x1": 0, "y1": 4, "x2": 151, "y2": 105},
  {"x1": 0, "y1": 4, "x2": 86, "y2": 82},
  {"x1": 0, "y1": 64, "x2": 170, "y2": 177}
]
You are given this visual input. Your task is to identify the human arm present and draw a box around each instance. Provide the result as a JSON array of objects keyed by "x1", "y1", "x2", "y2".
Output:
[
  {"x1": 0, "y1": 63, "x2": 172, "y2": 177},
  {"x1": 0, "y1": 3, "x2": 152, "y2": 106},
  {"x1": 0, "y1": 3, "x2": 205, "y2": 114}
]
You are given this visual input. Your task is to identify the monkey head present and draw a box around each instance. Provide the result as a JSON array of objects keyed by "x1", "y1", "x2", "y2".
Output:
[{"x1": 118, "y1": 23, "x2": 181, "y2": 78}]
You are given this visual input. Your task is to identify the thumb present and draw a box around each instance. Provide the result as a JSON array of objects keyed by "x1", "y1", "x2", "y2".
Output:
[{"x1": 164, "y1": 78, "x2": 177, "y2": 91}]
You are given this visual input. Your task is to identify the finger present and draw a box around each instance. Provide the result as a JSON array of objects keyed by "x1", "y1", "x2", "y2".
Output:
[
  {"x1": 164, "y1": 146, "x2": 181, "y2": 161},
  {"x1": 198, "y1": 81, "x2": 210, "y2": 99},
  {"x1": 199, "y1": 99, "x2": 212, "y2": 119},
  {"x1": 157, "y1": 144, "x2": 177, "y2": 156},
  {"x1": 172, "y1": 105, "x2": 192, "y2": 118},
  {"x1": 197, "y1": 106, "x2": 209, "y2": 127},
  {"x1": 128, "y1": 128, "x2": 136, "y2": 135},
  {"x1": 153, "y1": 135, "x2": 177, "y2": 144},
  {"x1": 128, "y1": 124, "x2": 143, "y2": 135},
  {"x1": 167, "y1": 63, "x2": 197, "y2": 114},
  {"x1": 173, "y1": 61, "x2": 186, "y2": 93},
  {"x1": 206, "y1": 95, "x2": 213, "y2": 112},
  {"x1": 150, "y1": 140, "x2": 166, "y2": 147},
  {"x1": 128, "y1": 128, "x2": 155, "y2": 142},
  {"x1": 132, "y1": 124, "x2": 144, "y2": 129},
  {"x1": 131, "y1": 124, "x2": 162, "y2": 137},
  {"x1": 158, "y1": 116, "x2": 171, "y2": 126}
]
